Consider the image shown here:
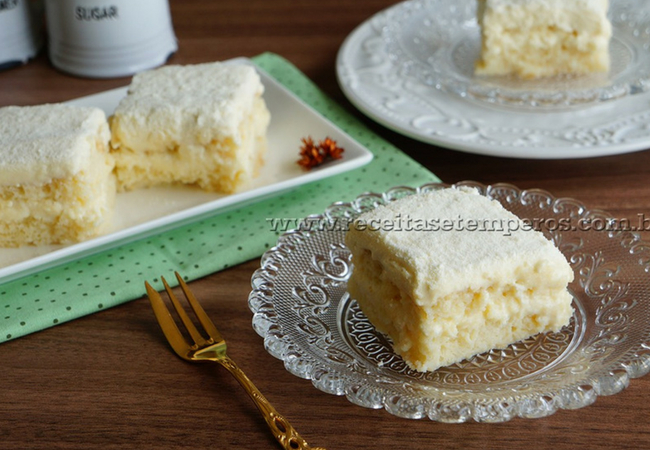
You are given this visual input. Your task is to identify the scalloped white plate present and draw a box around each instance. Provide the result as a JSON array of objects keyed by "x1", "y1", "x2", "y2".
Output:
[
  {"x1": 383, "y1": 0, "x2": 650, "y2": 108},
  {"x1": 249, "y1": 182, "x2": 650, "y2": 423},
  {"x1": 336, "y1": 5, "x2": 650, "y2": 159}
]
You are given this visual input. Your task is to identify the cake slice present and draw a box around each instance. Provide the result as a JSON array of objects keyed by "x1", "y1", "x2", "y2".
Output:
[
  {"x1": 345, "y1": 187, "x2": 574, "y2": 372},
  {"x1": 109, "y1": 62, "x2": 271, "y2": 193},
  {"x1": 475, "y1": 0, "x2": 612, "y2": 79},
  {"x1": 0, "y1": 104, "x2": 115, "y2": 247}
]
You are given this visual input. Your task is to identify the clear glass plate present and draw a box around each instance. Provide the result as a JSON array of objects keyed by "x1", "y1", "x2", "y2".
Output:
[
  {"x1": 382, "y1": 0, "x2": 650, "y2": 108},
  {"x1": 249, "y1": 181, "x2": 650, "y2": 423}
]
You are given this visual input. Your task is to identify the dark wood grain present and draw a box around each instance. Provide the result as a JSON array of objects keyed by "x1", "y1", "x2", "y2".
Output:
[{"x1": 1, "y1": 1, "x2": 649, "y2": 449}]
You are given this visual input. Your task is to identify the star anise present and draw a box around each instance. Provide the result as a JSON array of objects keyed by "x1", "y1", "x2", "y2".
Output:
[{"x1": 297, "y1": 136, "x2": 345, "y2": 170}]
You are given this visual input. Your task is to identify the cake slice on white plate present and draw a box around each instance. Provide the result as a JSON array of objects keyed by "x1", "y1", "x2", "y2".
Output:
[
  {"x1": 0, "y1": 104, "x2": 115, "y2": 247},
  {"x1": 110, "y1": 61, "x2": 271, "y2": 193},
  {"x1": 475, "y1": 0, "x2": 612, "y2": 79}
]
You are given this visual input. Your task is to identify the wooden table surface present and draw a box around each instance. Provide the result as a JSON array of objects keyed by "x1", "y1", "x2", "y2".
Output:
[{"x1": 1, "y1": 1, "x2": 650, "y2": 449}]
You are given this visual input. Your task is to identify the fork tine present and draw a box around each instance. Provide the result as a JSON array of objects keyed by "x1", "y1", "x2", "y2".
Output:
[
  {"x1": 174, "y1": 272, "x2": 224, "y2": 343},
  {"x1": 161, "y1": 275, "x2": 208, "y2": 347},
  {"x1": 144, "y1": 281, "x2": 191, "y2": 358}
]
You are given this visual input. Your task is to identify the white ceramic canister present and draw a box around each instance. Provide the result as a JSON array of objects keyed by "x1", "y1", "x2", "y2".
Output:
[
  {"x1": 45, "y1": 0, "x2": 177, "y2": 78},
  {"x1": 0, "y1": 0, "x2": 42, "y2": 70}
]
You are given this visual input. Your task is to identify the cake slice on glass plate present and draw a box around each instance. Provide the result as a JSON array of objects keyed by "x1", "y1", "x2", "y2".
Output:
[{"x1": 345, "y1": 187, "x2": 574, "y2": 372}]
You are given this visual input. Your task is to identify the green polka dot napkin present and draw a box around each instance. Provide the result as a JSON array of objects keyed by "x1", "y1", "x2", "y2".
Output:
[{"x1": 0, "y1": 52, "x2": 439, "y2": 343}]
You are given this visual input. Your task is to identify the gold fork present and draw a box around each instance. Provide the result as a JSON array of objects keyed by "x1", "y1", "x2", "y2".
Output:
[{"x1": 144, "y1": 272, "x2": 325, "y2": 450}]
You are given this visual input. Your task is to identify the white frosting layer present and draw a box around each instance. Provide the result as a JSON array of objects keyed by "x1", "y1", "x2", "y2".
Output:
[
  {"x1": 111, "y1": 62, "x2": 265, "y2": 151},
  {"x1": 482, "y1": 0, "x2": 608, "y2": 14},
  {"x1": 0, "y1": 104, "x2": 110, "y2": 186},
  {"x1": 481, "y1": 0, "x2": 609, "y2": 32},
  {"x1": 350, "y1": 187, "x2": 573, "y2": 304}
]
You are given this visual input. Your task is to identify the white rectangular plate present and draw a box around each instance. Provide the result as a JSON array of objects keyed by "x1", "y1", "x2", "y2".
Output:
[{"x1": 0, "y1": 57, "x2": 373, "y2": 285}]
